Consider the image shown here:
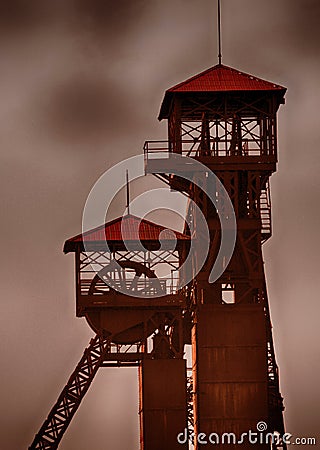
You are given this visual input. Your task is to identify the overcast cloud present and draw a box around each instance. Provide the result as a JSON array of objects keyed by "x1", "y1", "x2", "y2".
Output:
[{"x1": 0, "y1": 1, "x2": 319, "y2": 449}]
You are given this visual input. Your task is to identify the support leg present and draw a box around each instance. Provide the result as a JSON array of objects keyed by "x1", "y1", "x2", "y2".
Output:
[{"x1": 29, "y1": 333, "x2": 112, "y2": 450}]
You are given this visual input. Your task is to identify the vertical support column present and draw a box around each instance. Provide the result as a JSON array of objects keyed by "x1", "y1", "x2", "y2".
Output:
[
  {"x1": 139, "y1": 358, "x2": 188, "y2": 450},
  {"x1": 168, "y1": 95, "x2": 182, "y2": 153},
  {"x1": 192, "y1": 304, "x2": 268, "y2": 449}
]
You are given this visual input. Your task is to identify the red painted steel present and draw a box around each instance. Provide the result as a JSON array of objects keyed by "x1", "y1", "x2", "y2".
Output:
[
  {"x1": 159, "y1": 64, "x2": 286, "y2": 120},
  {"x1": 64, "y1": 214, "x2": 189, "y2": 253},
  {"x1": 167, "y1": 64, "x2": 285, "y2": 93}
]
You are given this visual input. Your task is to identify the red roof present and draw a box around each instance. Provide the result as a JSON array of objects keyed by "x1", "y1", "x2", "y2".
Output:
[
  {"x1": 167, "y1": 64, "x2": 285, "y2": 93},
  {"x1": 159, "y1": 64, "x2": 286, "y2": 119},
  {"x1": 64, "y1": 214, "x2": 189, "y2": 253}
]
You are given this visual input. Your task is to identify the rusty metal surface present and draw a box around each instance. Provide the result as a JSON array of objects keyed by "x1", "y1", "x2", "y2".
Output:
[
  {"x1": 80, "y1": 293, "x2": 186, "y2": 309},
  {"x1": 85, "y1": 307, "x2": 184, "y2": 345},
  {"x1": 192, "y1": 305, "x2": 268, "y2": 449},
  {"x1": 139, "y1": 358, "x2": 188, "y2": 450}
]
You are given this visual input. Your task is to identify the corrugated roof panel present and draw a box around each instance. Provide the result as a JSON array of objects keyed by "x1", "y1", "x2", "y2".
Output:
[
  {"x1": 64, "y1": 214, "x2": 189, "y2": 253},
  {"x1": 168, "y1": 64, "x2": 285, "y2": 92},
  {"x1": 159, "y1": 64, "x2": 286, "y2": 120}
]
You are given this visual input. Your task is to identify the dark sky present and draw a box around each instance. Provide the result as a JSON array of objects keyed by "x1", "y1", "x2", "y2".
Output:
[{"x1": 1, "y1": 1, "x2": 319, "y2": 449}]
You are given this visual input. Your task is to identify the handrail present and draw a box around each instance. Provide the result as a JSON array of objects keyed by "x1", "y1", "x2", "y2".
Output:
[{"x1": 144, "y1": 139, "x2": 275, "y2": 158}]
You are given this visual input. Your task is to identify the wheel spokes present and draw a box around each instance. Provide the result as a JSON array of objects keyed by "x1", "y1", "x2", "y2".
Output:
[{"x1": 89, "y1": 261, "x2": 164, "y2": 296}]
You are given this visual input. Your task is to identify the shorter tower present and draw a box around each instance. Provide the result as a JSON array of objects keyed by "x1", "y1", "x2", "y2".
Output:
[{"x1": 30, "y1": 214, "x2": 190, "y2": 450}]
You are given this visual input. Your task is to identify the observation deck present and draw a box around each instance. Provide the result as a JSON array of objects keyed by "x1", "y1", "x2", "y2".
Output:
[{"x1": 144, "y1": 139, "x2": 277, "y2": 174}]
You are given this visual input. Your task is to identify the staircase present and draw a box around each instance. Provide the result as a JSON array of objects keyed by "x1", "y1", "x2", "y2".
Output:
[{"x1": 260, "y1": 183, "x2": 272, "y2": 242}]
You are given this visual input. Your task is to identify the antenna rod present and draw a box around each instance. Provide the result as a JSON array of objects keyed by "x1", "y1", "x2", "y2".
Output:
[
  {"x1": 126, "y1": 169, "x2": 130, "y2": 215},
  {"x1": 217, "y1": 0, "x2": 222, "y2": 65}
]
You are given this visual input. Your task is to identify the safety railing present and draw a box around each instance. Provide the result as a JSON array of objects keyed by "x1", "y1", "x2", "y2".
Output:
[{"x1": 144, "y1": 139, "x2": 275, "y2": 160}]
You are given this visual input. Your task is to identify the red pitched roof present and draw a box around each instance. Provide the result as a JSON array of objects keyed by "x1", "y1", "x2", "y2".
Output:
[
  {"x1": 159, "y1": 64, "x2": 286, "y2": 119},
  {"x1": 167, "y1": 64, "x2": 285, "y2": 93},
  {"x1": 64, "y1": 214, "x2": 189, "y2": 253}
]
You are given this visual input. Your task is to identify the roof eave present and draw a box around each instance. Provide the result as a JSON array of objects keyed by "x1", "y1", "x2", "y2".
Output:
[
  {"x1": 64, "y1": 238, "x2": 189, "y2": 254},
  {"x1": 159, "y1": 87, "x2": 286, "y2": 120}
]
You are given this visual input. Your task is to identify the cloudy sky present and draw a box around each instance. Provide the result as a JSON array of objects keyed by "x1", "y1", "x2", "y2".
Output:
[{"x1": 0, "y1": 1, "x2": 319, "y2": 449}]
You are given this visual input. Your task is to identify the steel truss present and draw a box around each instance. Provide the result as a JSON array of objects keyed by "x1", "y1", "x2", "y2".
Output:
[
  {"x1": 29, "y1": 333, "x2": 119, "y2": 450},
  {"x1": 29, "y1": 304, "x2": 186, "y2": 450}
]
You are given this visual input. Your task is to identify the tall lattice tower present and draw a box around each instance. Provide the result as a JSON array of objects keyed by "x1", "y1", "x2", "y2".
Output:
[{"x1": 144, "y1": 63, "x2": 287, "y2": 448}]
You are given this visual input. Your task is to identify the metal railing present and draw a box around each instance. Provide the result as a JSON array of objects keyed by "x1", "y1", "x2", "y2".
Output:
[
  {"x1": 144, "y1": 139, "x2": 275, "y2": 160},
  {"x1": 80, "y1": 275, "x2": 181, "y2": 296}
]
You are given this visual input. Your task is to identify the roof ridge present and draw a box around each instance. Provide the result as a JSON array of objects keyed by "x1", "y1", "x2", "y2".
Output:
[{"x1": 167, "y1": 64, "x2": 222, "y2": 92}]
